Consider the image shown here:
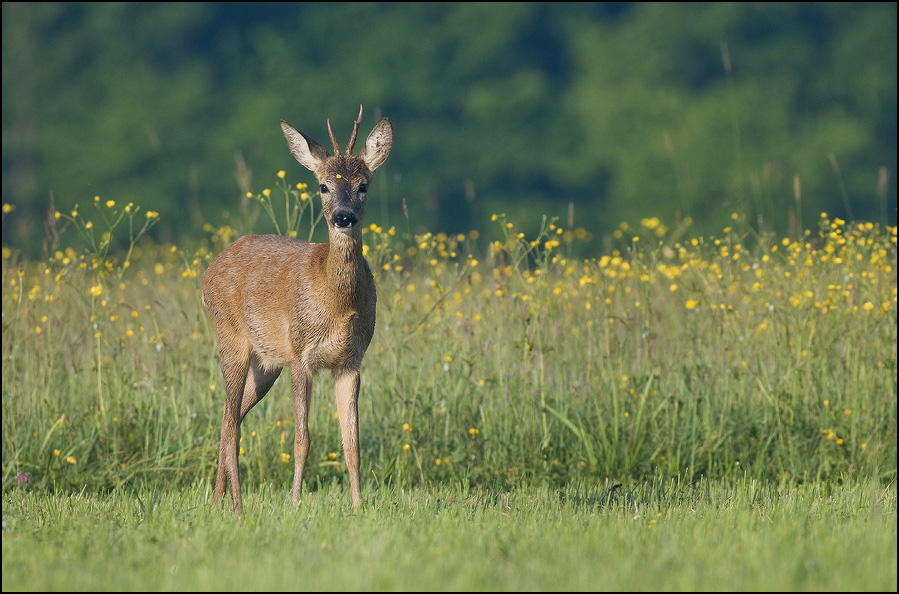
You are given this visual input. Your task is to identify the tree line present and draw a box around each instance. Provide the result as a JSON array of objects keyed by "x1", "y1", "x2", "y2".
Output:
[{"x1": 2, "y1": 2, "x2": 895, "y2": 257}]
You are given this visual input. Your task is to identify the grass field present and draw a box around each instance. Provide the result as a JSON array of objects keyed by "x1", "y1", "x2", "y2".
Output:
[
  {"x1": 2, "y1": 187, "x2": 897, "y2": 590},
  {"x1": 2, "y1": 479, "x2": 895, "y2": 591}
]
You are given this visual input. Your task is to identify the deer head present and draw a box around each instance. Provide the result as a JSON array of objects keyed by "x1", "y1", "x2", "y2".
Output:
[{"x1": 280, "y1": 106, "x2": 392, "y2": 237}]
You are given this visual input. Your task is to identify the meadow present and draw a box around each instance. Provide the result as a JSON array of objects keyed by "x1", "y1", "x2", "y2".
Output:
[{"x1": 1, "y1": 182, "x2": 897, "y2": 590}]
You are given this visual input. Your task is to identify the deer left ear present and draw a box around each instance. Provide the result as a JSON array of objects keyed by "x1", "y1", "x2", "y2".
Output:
[{"x1": 360, "y1": 118, "x2": 393, "y2": 172}]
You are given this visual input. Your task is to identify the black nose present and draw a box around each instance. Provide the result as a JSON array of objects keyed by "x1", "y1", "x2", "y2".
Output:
[{"x1": 332, "y1": 211, "x2": 357, "y2": 228}]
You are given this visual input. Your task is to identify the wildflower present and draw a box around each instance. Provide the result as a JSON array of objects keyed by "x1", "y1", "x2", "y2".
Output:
[
  {"x1": 66, "y1": 456, "x2": 76, "y2": 464},
  {"x1": 54, "y1": 449, "x2": 60, "y2": 457},
  {"x1": 402, "y1": 423, "x2": 412, "y2": 433},
  {"x1": 145, "y1": 210, "x2": 159, "y2": 219},
  {"x1": 277, "y1": 170, "x2": 286, "y2": 179},
  {"x1": 280, "y1": 453, "x2": 290, "y2": 463},
  {"x1": 15, "y1": 471, "x2": 29, "y2": 484},
  {"x1": 641, "y1": 217, "x2": 660, "y2": 230},
  {"x1": 105, "y1": 200, "x2": 115, "y2": 208},
  {"x1": 469, "y1": 428, "x2": 479, "y2": 436}
]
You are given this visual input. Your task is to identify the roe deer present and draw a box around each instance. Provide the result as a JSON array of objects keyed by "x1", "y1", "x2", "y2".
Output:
[{"x1": 202, "y1": 106, "x2": 392, "y2": 512}]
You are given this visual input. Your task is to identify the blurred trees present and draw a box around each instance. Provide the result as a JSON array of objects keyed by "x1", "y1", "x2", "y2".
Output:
[{"x1": 2, "y1": 2, "x2": 895, "y2": 257}]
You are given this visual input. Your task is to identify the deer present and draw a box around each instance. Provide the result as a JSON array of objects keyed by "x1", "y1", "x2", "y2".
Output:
[{"x1": 202, "y1": 106, "x2": 393, "y2": 513}]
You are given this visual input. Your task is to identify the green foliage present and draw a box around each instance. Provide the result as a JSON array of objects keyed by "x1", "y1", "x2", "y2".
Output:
[{"x1": 2, "y1": 3, "x2": 896, "y2": 258}]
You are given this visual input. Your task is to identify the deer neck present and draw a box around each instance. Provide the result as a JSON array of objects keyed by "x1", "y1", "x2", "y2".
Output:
[{"x1": 322, "y1": 229, "x2": 368, "y2": 310}]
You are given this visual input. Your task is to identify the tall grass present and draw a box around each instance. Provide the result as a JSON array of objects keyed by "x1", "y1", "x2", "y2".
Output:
[
  {"x1": 2, "y1": 184, "x2": 895, "y2": 499},
  {"x1": 2, "y1": 181, "x2": 896, "y2": 591}
]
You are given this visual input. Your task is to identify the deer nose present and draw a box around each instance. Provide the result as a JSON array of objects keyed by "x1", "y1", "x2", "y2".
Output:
[{"x1": 332, "y1": 211, "x2": 358, "y2": 229}]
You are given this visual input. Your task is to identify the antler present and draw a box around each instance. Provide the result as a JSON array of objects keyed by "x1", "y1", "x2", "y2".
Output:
[
  {"x1": 325, "y1": 105, "x2": 365, "y2": 156},
  {"x1": 345, "y1": 105, "x2": 364, "y2": 156},
  {"x1": 326, "y1": 119, "x2": 341, "y2": 155}
]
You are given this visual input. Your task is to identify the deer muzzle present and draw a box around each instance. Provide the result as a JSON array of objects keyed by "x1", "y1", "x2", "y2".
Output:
[{"x1": 332, "y1": 210, "x2": 358, "y2": 230}]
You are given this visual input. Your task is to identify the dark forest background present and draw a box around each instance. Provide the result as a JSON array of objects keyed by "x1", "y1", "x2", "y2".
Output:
[{"x1": 3, "y1": 2, "x2": 896, "y2": 257}]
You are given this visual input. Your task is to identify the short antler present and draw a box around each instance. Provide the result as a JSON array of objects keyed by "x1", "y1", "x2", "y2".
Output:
[
  {"x1": 345, "y1": 105, "x2": 364, "y2": 156},
  {"x1": 326, "y1": 119, "x2": 341, "y2": 155}
]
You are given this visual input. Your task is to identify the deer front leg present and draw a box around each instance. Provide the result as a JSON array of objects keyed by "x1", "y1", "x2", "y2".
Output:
[
  {"x1": 334, "y1": 369, "x2": 362, "y2": 512},
  {"x1": 291, "y1": 367, "x2": 313, "y2": 507}
]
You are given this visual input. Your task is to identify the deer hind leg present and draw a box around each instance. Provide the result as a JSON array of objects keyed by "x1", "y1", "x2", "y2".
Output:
[
  {"x1": 213, "y1": 353, "x2": 250, "y2": 511},
  {"x1": 240, "y1": 353, "x2": 283, "y2": 421},
  {"x1": 334, "y1": 369, "x2": 362, "y2": 512},
  {"x1": 290, "y1": 365, "x2": 313, "y2": 507}
]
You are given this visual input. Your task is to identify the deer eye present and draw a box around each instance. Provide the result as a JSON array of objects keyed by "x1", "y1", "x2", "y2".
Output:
[
  {"x1": 358, "y1": 184, "x2": 368, "y2": 193},
  {"x1": 319, "y1": 184, "x2": 329, "y2": 193}
]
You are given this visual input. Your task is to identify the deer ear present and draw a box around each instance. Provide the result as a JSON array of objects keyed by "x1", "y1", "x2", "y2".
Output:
[
  {"x1": 281, "y1": 120, "x2": 329, "y2": 171},
  {"x1": 360, "y1": 118, "x2": 393, "y2": 172}
]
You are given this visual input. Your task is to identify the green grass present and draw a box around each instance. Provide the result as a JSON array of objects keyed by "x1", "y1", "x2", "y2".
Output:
[
  {"x1": 2, "y1": 194, "x2": 897, "y2": 590},
  {"x1": 2, "y1": 479, "x2": 895, "y2": 591}
]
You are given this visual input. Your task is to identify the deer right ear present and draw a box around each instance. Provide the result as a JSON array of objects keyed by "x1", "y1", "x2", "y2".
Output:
[{"x1": 281, "y1": 120, "x2": 329, "y2": 172}]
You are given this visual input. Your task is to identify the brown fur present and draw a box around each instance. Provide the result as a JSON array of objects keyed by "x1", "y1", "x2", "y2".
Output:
[{"x1": 203, "y1": 109, "x2": 392, "y2": 512}]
